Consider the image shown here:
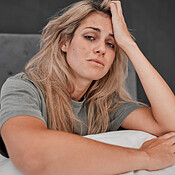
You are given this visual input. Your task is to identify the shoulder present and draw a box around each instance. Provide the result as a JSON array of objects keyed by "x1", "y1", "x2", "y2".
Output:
[
  {"x1": 0, "y1": 72, "x2": 47, "y2": 128},
  {"x1": 1, "y1": 72, "x2": 41, "y2": 99},
  {"x1": 2, "y1": 72, "x2": 37, "y2": 89},
  {"x1": 0, "y1": 72, "x2": 46, "y2": 120}
]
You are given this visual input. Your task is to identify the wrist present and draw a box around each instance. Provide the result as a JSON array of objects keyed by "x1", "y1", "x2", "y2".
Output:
[
  {"x1": 127, "y1": 148, "x2": 150, "y2": 171},
  {"x1": 117, "y1": 147, "x2": 150, "y2": 172},
  {"x1": 137, "y1": 149, "x2": 150, "y2": 170}
]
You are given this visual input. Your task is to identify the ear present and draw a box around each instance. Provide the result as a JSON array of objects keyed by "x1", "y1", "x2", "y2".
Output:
[{"x1": 60, "y1": 40, "x2": 69, "y2": 53}]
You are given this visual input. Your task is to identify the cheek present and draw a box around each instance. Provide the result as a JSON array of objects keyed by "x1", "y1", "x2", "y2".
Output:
[
  {"x1": 82, "y1": 47, "x2": 86, "y2": 50},
  {"x1": 66, "y1": 46, "x2": 83, "y2": 67},
  {"x1": 67, "y1": 45, "x2": 78, "y2": 58},
  {"x1": 107, "y1": 53, "x2": 115, "y2": 66}
]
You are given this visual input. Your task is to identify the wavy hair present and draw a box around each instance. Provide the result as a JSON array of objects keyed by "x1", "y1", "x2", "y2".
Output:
[{"x1": 24, "y1": 0, "x2": 133, "y2": 135}]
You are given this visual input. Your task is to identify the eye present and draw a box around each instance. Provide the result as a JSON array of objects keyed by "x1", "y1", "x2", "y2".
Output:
[
  {"x1": 106, "y1": 42, "x2": 114, "y2": 49},
  {"x1": 84, "y1": 35, "x2": 95, "y2": 41}
]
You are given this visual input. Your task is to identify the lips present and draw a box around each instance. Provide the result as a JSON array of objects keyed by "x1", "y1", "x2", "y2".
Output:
[{"x1": 87, "y1": 59, "x2": 104, "y2": 66}]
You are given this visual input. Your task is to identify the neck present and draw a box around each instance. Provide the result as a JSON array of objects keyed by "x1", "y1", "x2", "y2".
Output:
[{"x1": 70, "y1": 79, "x2": 92, "y2": 101}]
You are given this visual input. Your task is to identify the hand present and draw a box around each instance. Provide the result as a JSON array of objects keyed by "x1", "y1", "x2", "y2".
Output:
[
  {"x1": 140, "y1": 132, "x2": 175, "y2": 171},
  {"x1": 110, "y1": 1, "x2": 135, "y2": 48}
]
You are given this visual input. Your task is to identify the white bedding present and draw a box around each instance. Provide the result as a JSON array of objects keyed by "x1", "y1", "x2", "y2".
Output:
[{"x1": 0, "y1": 130, "x2": 175, "y2": 175}]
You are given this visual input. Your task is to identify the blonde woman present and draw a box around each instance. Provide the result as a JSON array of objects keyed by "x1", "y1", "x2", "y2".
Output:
[{"x1": 0, "y1": 0, "x2": 175, "y2": 174}]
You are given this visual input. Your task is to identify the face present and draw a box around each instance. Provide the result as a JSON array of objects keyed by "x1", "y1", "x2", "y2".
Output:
[{"x1": 61, "y1": 12, "x2": 116, "y2": 83}]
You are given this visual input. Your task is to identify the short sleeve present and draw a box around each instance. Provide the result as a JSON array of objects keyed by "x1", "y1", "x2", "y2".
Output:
[
  {"x1": 0, "y1": 77, "x2": 47, "y2": 129},
  {"x1": 108, "y1": 102, "x2": 145, "y2": 131},
  {"x1": 0, "y1": 77, "x2": 47, "y2": 158}
]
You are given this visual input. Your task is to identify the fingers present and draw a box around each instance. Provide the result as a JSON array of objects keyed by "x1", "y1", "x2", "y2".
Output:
[
  {"x1": 112, "y1": 1, "x2": 122, "y2": 14},
  {"x1": 110, "y1": 2, "x2": 118, "y2": 18},
  {"x1": 167, "y1": 135, "x2": 175, "y2": 145},
  {"x1": 109, "y1": 0, "x2": 134, "y2": 47},
  {"x1": 140, "y1": 132, "x2": 175, "y2": 170},
  {"x1": 159, "y1": 132, "x2": 175, "y2": 139},
  {"x1": 167, "y1": 136, "x2": 175, "y2": 154},
  {"x1": 110, "y1": 1, "x2": 123, "y2": 18},
  {"x1": 157, "y1": 132, "x2": 175, "y2": 146},
  {"x1": 158, "y1": 132, "x2": 175, "y2": 151},
  {"x1": 141, "y1": 132, "x2": 175, "y2": 149}
]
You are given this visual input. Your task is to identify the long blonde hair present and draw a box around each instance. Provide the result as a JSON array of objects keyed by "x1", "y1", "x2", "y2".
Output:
[{"x1": 24, "y1": 0, "x2": 132, "y2": 135}]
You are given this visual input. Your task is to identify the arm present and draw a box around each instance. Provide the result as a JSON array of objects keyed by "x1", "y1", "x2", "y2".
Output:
[
  {"x1": 1, "y1": 116, "x2": 145, "y2": 175},
  {"x1": 110, "y1": 2, "x2": 175, "y2": 135},
  {"x1": 1, "y1": 116, "x2": 175, "y2": 175}
]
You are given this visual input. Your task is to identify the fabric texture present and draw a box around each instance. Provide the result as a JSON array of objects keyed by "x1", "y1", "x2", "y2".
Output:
[{"x1": 0, "y1": 73, "x2": 143, "y2": 158}]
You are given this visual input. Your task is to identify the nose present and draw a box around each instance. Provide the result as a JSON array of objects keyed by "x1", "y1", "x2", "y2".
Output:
[{"x1": 93, "y1": 41, "x2": 106, "y2": 56}]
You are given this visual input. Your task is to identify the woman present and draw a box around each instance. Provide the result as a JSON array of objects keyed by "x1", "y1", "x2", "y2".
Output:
[{"x1": 0, "y1": 0, "x2": 175, "y2": 174}]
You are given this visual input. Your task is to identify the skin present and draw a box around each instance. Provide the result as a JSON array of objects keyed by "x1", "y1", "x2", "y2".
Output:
[
  {"x1": 61, "y1": 12, "x2": 116, "y2": 101},
  {"x1": 1, "y1": 1, "x2": 175, "y2": 175},
  {"x1": 110, "y1": 1, "x2": 175, "y2": 135}
]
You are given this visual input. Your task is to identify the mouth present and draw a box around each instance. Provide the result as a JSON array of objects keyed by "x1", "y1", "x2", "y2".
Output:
[{"x1": 87, "y1": 59, "x2": 104, "y2": 66}]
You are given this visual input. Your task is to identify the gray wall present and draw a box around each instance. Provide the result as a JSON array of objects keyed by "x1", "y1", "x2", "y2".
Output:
[
  {"x1": 124, "y1": 0, "x2": 175, "y2": 104},
  {"x1": 0, "y1": 0, "x2": 174, "y2": 104}
]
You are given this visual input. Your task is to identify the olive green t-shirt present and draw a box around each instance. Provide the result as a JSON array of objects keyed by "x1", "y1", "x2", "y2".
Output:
[{"x1": 0, "y1": 73, "x2": 143, "y2": 158}]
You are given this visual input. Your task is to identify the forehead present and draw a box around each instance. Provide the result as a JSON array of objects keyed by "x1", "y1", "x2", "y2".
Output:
[{"x1": 77, "y1": 12, "x2": 113, "y2": 34}]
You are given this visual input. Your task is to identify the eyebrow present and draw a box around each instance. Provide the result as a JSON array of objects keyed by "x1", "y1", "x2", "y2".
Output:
[{"x1": 84, "y1": 27, "x2": 114, "y2": 38}]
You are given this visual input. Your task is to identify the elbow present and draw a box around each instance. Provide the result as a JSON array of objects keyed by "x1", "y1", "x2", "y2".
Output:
[
  {"x1": 19, "y1": 147, "x2": 64, "y2": 175},
  {"x1": 13, "y1": 148, "x2": 47, "y2": 175}
]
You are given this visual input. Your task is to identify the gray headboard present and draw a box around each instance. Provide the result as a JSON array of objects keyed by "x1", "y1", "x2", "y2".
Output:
[{"x1": 0, "y1": 33, "x2": 137, "y2": 100}]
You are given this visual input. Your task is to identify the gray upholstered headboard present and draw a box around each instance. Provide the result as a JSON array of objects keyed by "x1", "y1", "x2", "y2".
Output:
[{"x1": 0, "y1": 33, "x2": 137, "y2": 100}]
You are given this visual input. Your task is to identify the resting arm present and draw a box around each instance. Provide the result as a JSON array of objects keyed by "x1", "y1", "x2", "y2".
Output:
[
  {"x1": 2, "y1": 115, "x2": 175, "y2": 175},
  {"x1": 110, "y1": 1, "x2": 175, "y2": 135},
  {"x1": 1, "y1": 116, "x2": 147, "y2": 175}
]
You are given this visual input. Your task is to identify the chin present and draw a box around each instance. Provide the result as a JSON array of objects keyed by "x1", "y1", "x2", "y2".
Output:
[
  {"x1": 82, "y1": 71, "x2": 107, "y2": 81},
  {"x1": 90, "y1": 74, "x2": 106, "y2": 81}
]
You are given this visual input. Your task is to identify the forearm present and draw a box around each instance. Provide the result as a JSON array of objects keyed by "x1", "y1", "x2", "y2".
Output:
[
  {"x1": 122, "y1": 41, "x2": 175, "y2": 130},
  {"x1": 19, "y1": 129, "x2": 147, "y2": 175}
]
